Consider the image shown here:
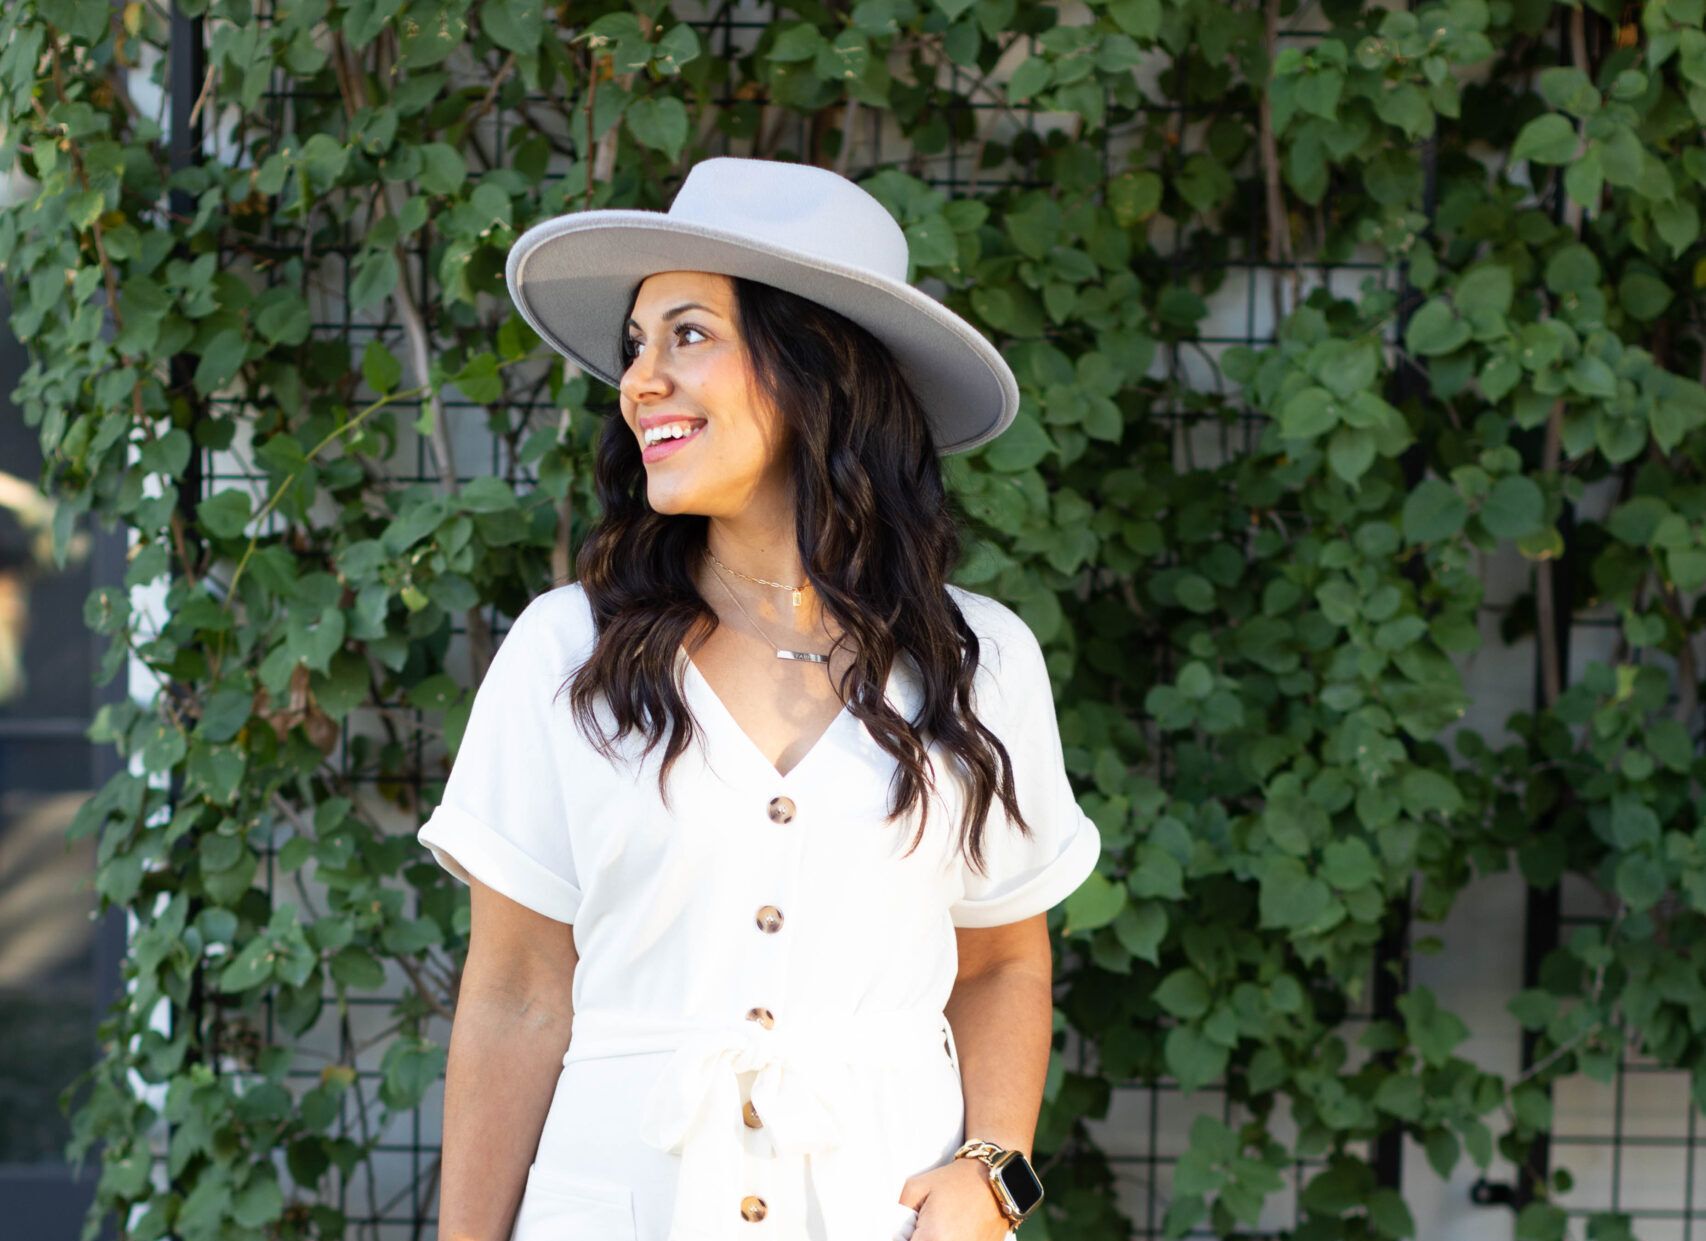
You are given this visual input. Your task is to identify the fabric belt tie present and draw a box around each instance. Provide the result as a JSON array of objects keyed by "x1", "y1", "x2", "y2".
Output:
[{"x1": 563, "y1": 1007, "x2": 955, "y2": 1241}]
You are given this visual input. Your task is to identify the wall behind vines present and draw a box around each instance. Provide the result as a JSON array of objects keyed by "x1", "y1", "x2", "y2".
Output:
[{"x1": 4, "y1": 0, "x2": 1706, "y2": 1237}]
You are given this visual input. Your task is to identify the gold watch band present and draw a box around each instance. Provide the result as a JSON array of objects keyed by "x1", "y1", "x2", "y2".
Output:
[
  {"x1": 953, "y1": 1139, "x2": 1025, "y2": 1225},
  {"x1": 954, "y1": 1138, "x2": 1006, "y2": 1166}
]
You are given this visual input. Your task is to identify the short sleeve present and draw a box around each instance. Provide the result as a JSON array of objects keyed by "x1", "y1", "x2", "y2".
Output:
[
  {"x1": 416, "y1": 591, "x2": 585, "y2": 924},
  {"x1": 948, "y1": 597, "x2": 1103, "y2": 929}
]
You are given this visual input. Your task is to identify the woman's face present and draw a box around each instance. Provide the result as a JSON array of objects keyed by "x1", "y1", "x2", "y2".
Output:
[{"x1": 618, "y1": 270, "x2": 790, "y2": 521}]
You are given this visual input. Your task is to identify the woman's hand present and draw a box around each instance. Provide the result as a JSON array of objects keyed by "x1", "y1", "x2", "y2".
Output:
[{"x1": 899, "y1": 1155, "x2": 1013, "y2": 1240}]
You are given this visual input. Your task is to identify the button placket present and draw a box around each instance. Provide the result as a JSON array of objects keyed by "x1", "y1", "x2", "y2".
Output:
[
  {"x1": 756, "y1": 794, "x2": 790, "y2": 932},
  {"x1": 739, "y1": 789, "x2": 800, "y2": 1220}
]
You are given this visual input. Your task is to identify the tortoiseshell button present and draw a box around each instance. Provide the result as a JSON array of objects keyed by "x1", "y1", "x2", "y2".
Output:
[
  {"x1": 767, "y1": 796, "x2": 795, "y2": 824},
  {"x1": 745, "y1": 1007, "x2": 775, "y2": 1028},
  {"x1": 741, "y1": 1195, "x2": 767, "y2": 1221},
  {"x1": 743, "y1": 1100, "x2": 763, "y2": 1128},
  {"x1": 755, "y1": 906, "x2": 784, "y2": 933}
]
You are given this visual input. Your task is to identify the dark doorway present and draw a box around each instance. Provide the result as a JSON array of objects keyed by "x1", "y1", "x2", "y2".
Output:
[{"x1": 0, "y1": 285, "x2": 127, "y2": 1239}]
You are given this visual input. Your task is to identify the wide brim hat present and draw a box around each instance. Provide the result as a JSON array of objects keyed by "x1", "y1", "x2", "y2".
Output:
[{"x1": 504, "y1": 157, "x2": 1019, "y2": 455}]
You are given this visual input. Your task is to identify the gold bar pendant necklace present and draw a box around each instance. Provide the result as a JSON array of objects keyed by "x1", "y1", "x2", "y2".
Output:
[{"x1": 706, "y1": 552, "x2": 829, "y2": 664}]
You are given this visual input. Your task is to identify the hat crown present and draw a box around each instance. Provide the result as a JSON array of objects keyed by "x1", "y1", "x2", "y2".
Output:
[{"x1": 666, "y1": 157, "x2": 911, "y2": 283}]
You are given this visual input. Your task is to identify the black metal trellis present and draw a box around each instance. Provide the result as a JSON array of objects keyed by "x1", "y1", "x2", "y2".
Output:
[
  {"x1": 167, "y1": 0, "x2": 209, "y2": 1088},
  {"x1": 1460, "y1": 3, "x2": 1706, "y2": 1235},
  {"x1": 1062, "y1": 7, "x2": 1425, "y2": 1233}
]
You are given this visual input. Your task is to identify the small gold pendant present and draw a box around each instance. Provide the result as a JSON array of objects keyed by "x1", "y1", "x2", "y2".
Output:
[{"x1": 792, "y1": 588, "x2": 803, "y2": 608}]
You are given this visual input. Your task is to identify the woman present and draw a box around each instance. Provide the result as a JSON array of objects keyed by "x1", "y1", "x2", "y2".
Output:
[{"x1": 417, "y1": 157, "x2": 1102, "y2": 1241}]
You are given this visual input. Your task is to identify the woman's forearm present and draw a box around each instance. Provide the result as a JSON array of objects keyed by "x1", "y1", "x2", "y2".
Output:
[
  {"x1": 943, "y1": 962, "x2": 1054, "y2": 1159},
  {"x1": 437, "y1": 985, "x2": 575, "y2": 1241}
]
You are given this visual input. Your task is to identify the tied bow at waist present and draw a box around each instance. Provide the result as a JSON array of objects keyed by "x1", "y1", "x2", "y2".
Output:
[{"x1": 563, "y1": 1007, "x2": 957, "y2": 1241}]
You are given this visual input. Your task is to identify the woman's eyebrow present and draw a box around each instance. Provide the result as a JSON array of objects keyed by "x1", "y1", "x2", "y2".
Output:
[{"x1": 627, "y1": 302, "x2": 720, "y2": 331}]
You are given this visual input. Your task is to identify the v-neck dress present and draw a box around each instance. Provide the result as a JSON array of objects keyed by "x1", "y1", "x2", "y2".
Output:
[{"x1": 417, "y1": 580, "x2": 1102, "y2": 1241}]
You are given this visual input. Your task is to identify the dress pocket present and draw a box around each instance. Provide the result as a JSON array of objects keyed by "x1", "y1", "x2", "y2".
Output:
[{"x1": 509, "y1": 1163, "x2": 636, "y2": 1241}]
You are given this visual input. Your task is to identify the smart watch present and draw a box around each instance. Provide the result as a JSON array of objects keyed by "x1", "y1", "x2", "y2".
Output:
[{"x1": 953, "y1": 1139, "x2": 1045, "y2": 1226}]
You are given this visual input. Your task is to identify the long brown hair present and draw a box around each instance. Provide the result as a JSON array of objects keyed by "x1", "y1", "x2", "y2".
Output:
[{"x1": 565, "y1": 274, "x2": 1029, "y2": 875}]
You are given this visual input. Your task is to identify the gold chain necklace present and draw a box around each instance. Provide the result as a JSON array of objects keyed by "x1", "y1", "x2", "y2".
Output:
[
  {"x1": 707, "y1": 554, "x2": 829, "y2": 664},
  {"x1": 705, "y1": 548, "x2": 808, "y2": 608}
]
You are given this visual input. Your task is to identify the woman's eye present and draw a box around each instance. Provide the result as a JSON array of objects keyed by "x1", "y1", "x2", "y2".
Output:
[{"x1": 623, "y1": 325, "x2": 705, "y2": 361}]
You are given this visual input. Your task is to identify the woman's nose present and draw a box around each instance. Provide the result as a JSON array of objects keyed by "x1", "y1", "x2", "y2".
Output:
[{"x1": 620, "y1": 343, "x2": 670, "y2": 403}]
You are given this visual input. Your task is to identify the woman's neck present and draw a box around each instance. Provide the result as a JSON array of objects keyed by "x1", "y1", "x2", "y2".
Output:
[
  {"x1": 703, "y1": 517, "x2": 805, "y2": 588},
  {"x1": 697, "y1": 518, "x2": 840, "y2": 643}
]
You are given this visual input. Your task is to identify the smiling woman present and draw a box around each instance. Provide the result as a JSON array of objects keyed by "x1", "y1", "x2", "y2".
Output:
[
  {"x1": 579, "y1": 262, "x2": 1007, "y2": 808},
  {"x1": 617, "y1": 273, "x2": 781, "y2": 510},
  {"x1": 416, "y1": 156, "x2": 1100, "y2": 1241}
]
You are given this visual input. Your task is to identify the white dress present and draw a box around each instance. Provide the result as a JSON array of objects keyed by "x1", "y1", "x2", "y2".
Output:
[{"x1": 417, "y1": 581, "x2": 1102, "y2": 1241}]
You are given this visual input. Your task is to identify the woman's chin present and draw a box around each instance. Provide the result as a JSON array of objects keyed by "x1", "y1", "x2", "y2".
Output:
[
  {"x1": 644, "y1": 479, "x2": 709, "y2": 517},
  {"x1": 643, "y1": 459, "x2": 769, "y2": 520}
]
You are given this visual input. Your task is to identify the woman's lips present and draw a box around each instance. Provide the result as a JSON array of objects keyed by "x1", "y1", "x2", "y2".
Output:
[{"x1": 641, "y1": 422, "x2": 705, "y2": 463}]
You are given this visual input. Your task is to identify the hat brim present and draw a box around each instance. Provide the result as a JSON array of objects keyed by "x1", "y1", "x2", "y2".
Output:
[{"x1": 505, "y1": 212, "x2": 1019, "y2": 455}]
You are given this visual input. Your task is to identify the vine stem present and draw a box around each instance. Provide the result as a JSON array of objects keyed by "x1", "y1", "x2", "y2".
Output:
[
  {"x1": 217, "y1": 382, "x2": 427, "y2": 608},
  {"x1": 1561, "y1": 5, "x2": 1591, "y2": 233},
  {"x1": 328, "y1": 32, "x2": 456, "y2": 490},
  {"x1": 1510, "y1": 8, "x2": 1591, "y2": 744},
  {"x1": 184, "y1": 55, "x2": 217, "y2": 131},
  {"x1": 1258, "y1": 0, "x2": 1294, "y2": 331},
  {"x1": 584, "y1": 45, "x2": 598, "y2": 209},
  {"x1": 395, "y1": 952, "x2": 457, "y2": 1023},
  {"x1": 552, "y1": 401, "x2": 577, "y2": 585},
  {"x1": 1499, "y1": 900, "x2": 1625, "y2": 1223},
  {"x1": 835, "y1": 94, "x2": 858, "y2": 175},
  {"x1": 328, "y1": 30, "x2": 502, "y2": 681},
  {"x1": 337, "y1": 999, "x2": 384, "y2": 1241},
  {"x1": 1656, "y1": 578, "x2": 1702, "y2": 726},
  {"x1": 913, "y1": 33, "x2": 1034, "y2": 152},
  {"x1": 212, "y1": 353, "x2": 541, "y2": 626},
  {"x1": 468, "y1": 51, "x2": 517, "y2": 124},
  {"x1": 1537, "y1": 396, "x2": 1566, "y2": 707}
]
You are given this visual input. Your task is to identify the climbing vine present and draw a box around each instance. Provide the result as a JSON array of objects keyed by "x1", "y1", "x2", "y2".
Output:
[{"x1": 3, "y1": 0, "x2": 1706, "y2": 1237}]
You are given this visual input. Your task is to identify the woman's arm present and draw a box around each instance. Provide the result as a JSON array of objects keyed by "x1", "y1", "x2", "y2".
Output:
[
  {"x1": 898, "y1": 914, "x2": 1054, "y2": 1236},
  {"x1": 437, "y1": 876, "x2": 579, "y2": 1241},
  {"x1": 945, "y1": 912, "x2": 1055, "y2": 1159}
]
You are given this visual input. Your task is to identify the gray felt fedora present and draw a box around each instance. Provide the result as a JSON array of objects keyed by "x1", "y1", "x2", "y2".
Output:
[{"x1": 504, "y1": 156, "x2": 1019, "y2": 455}]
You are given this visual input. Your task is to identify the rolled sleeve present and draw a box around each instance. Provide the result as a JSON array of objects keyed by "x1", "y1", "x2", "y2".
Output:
[
  {"x1": 948, "y1": 594, "x2": 1104, "y2": 929},
  {"x1": 419, "y1": 805, "x2": 584, "y2": 924},
  {"x1": 416, "y1": 593, "x2": 584, "y2": 925},
  {"x1": 949, "y1": 807, "x2": 1102, "y2": 928}
]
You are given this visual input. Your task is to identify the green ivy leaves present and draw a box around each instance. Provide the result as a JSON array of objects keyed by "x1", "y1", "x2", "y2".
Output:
[
  {"x1": 480, "y1": 0, "x2": 541, "y2": 54},
  {"x1": 13, "y1": 0, "x2": 1706, "y2": 1239},
  {"x1": 1512, "y1": 113, "x2": 1581, "y2": 166}
]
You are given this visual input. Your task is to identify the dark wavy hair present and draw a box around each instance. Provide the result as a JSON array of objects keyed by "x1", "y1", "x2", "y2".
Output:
[{"x1": 564, "y1": 273, "x2": 1029, "y2": 875}]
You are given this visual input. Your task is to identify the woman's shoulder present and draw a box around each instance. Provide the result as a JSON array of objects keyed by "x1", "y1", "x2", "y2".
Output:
[
  {"x1": 942, "y1": 583, "x2": 1047, "y2": 682},
  {"x1": 505, "y1": 580, "x2": 598, "y2": 658}
]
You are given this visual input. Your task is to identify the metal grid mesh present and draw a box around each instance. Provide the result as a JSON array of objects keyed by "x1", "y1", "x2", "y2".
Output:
[
  {"x1": 1077, "y1": 1016, "x2": 1387, "y2": 1238},
  {"x1": 1454, "y1": 2, "x2": 1706, "y2": 1231},
  {"x1": 1530, "y1": 780, "x2": 1706, "y2": 1239}
]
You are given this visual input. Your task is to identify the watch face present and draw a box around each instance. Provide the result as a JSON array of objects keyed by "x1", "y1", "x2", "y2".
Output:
[{"x1": 994, "y1": 1152, "x2": 1045, "y2": 1215}]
